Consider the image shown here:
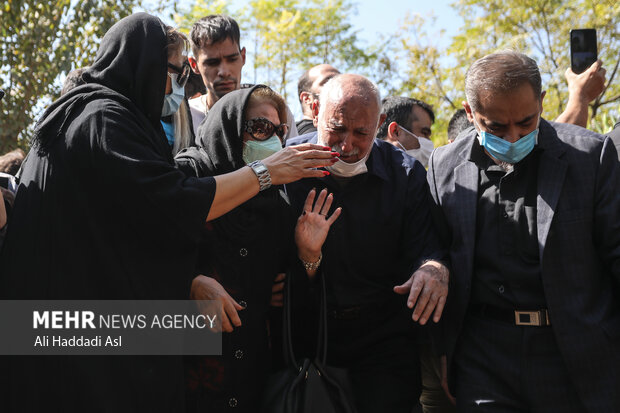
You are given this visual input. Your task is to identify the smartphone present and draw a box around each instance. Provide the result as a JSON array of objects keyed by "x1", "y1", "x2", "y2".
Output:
[{"x1": 570, "y1": 29, "x2": 597, "y2": 74}]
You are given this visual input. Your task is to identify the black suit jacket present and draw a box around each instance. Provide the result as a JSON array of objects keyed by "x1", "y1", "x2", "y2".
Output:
[{"x1": 427, "y1": 119, "x2": 620, "y2": 411}]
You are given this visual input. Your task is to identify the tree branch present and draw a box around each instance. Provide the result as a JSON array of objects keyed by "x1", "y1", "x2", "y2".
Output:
[{"x1": 597, "y1": 94, "x2": 620, "y2": 106}]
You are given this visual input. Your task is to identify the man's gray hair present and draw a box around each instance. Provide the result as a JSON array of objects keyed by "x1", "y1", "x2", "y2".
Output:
[{"x1": 465, "y1": 51, "x2": 542, "y2": 112}]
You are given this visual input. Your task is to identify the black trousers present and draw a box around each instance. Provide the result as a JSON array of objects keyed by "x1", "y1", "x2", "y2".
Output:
[
  {"x1": 326, "y1": 306, "x2": 421, "y2": 413},
  {"x1": 453, "y1": 313, "x2": 586, "y2": 413}
]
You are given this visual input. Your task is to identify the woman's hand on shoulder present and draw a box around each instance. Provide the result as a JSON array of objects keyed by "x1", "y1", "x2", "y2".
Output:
[{"x1": 262, "y1": 144, "x2": 339, "y2": 185}]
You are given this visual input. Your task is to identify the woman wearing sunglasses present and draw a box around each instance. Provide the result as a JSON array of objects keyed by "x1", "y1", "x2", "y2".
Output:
[
  {"x1": 162, "y1": 27, "x2": 194, "y2": 155},
  {"x1": 178, "y1": 85, "x2": 340, "y2": 412}
]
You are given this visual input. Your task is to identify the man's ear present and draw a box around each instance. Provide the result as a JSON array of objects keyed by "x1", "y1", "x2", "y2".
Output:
[
  {"x1": 188, "y1": 56, "x2": 199, "y2": 74},
  {"x1": 377, "y1": 113, "x2": 387, "y2": 130},
  {"x1": 463, "y1": 101, "x2": 475, "y2": 123},
  {"x1": 386, "y1": 121, "x2": 399, "y2": 142},
  {"x1": 300, "y1": 91, "x2": 311, "y2": 105},
  {"x1": 240, "y1": 47, "x2": 247, "y2": 66},
  {"x1": 312, "y1": 101, "x2": 320, "y2": 127}
]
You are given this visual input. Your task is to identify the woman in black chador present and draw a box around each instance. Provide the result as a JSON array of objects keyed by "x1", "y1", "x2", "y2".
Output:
[
  {"x1": 178, "y1": 85, "x2": 341, "y2": 412},
  {"x1": 0, "y1": 13, "x2": 336, "y2": 412}
]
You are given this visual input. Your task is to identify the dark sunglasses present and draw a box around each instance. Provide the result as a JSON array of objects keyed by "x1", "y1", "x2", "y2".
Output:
[
  {"x1": 244, "y1": 117, "x2": 288, "y2": 141},
  {"x1": 167, "y1": 61, "x2": 191, "y2": 88}
]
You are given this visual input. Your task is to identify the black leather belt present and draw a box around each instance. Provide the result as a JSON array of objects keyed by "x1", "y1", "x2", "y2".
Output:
[
  {"x1": 329, "y1": 306, "x2": 361, "y2": 320},
  {"x1": 470, "y1": 304, "x2": 551, "y2": 326}
]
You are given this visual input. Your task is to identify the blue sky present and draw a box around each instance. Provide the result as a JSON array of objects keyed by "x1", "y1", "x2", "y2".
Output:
[{"x1": 349, "y1": 0, "x2": 462, "y2": 48}]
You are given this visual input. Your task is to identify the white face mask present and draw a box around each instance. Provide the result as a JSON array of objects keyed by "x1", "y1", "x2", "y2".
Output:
[
  {"x1": 326, "y1": 150, "x2": 371, "y2": 177},
  {"x1": 317, "y1": 133, "x2": 372, "y2": 177},
  {"x1": 395, "y1": 127, "x2": 434, "y2": 167}
]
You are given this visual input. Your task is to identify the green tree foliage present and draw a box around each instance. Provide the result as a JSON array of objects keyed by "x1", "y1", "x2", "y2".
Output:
[
  {"x1": 241, "y1": 0, "x2": 302, "y2": 100},
  {"x1": 453, "y1": 0, "x2": 619, "y2": 133},
  {"x1": 391, "y1": 0, "x2": 619, "y2": 144},
  {"x1": 173, "y1": 0, "x2": 232, "y2": 33},
  {"x1": 5, "y1": 1, "x2": 617, "y2": 152},
  {"x1": 380, "y1": 12, "x2": 458, "y2": 145},
  {"x1": 0, "y1": 0, "x2": 138, "y2": 152},
  {"x1": 174, "y1": 0, "x2": 371, "y2": 101}
]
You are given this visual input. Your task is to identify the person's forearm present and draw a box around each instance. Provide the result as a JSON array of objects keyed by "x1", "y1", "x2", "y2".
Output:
[
  {"x1": 207, "y1": 166, "x2": 259, "y2": 221},
  {"x1": 555, "y1": 97, "x2": 589, "y2": 128}
]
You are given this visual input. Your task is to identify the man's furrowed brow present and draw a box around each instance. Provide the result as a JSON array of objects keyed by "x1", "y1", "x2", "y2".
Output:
[
  {"x1": 485, "y1": 119, "x2": 506, "y2": 128},
  {"x1": 516, "y1": 113, "x2": 537, "y2": 125},
  {"x1": 327, "y1": 119, "x2": 345, "y2": 128}
]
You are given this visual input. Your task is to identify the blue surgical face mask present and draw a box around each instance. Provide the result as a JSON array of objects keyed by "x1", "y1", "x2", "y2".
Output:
[
  {"x1": 473, "y1": 114, "x2": 539, "y2": 164},
  {"x1": 160, "y1": 120, "x2": 174, "y2": 146},
  {"x1": 161, "y1": 73, "x2": 185, "y2": 117},
  {"x1": 242, "y1": 135, "x2": 282, "y2": 164}
]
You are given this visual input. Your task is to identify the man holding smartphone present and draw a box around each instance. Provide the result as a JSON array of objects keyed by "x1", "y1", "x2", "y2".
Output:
[{"x1": 555, "y1": 60, "x2": 606, "y2": 128}]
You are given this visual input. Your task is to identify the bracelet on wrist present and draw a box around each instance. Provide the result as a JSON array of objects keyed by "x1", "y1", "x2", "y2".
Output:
[
  {"x1": 248, "y1": 160, "x2": 272, "y2": 191},
  {"x1": 300, "y1": 252, "x2": 322, "y2": 272}
]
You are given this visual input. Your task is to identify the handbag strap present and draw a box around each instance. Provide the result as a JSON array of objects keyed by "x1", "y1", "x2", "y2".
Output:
[
  {"x1": 282, "y1": 269, "x2": 296, "y2": 366},
  {"x1": 316, "y1": 271, "x2": 328, "y2": 364},
  {"x1": 282, "y1": 270, "x2": 330, "y2": 367}
]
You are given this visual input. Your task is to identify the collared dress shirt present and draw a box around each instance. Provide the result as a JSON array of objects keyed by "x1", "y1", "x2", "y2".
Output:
[{"x1": 469, "y1": 139, "x2": 546, "y2": 309}]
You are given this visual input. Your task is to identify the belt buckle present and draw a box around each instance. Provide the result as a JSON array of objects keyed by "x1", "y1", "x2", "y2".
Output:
[{"x1": 515, "y1": 310, "x2": 541, "y2": 326}]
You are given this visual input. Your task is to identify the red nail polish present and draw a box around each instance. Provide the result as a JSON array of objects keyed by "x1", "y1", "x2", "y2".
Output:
[
  {"x1": 323, "y1": 171, "x2": 330, "y2": 176},
  {"x1": 331, "y1": 152, "x2": 340, "y2": 157},
  {"x1": 323, "y1": 146, "x2": 331, "y2": 151}
]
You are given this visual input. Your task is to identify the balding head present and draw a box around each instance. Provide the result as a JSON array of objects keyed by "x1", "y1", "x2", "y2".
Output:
[
  {"x1": 308, "y1": 64, "x2": 340, "y2": 85},
  {"x1": 319, "y1": 74, "x2": 381, "y2": 119},
  {"x1": 297, "y1": 64, "x2": 340, "y2": 117},
  {"x1": 313, "y1": 74, "x2": 385, "y2": 164}
]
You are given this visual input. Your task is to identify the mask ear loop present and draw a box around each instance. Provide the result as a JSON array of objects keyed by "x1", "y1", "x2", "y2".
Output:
[
  {"x1": 167, "y1": 73, "x2": 186, "y2": 93},
  {"x1": 396, "y1": 125, "x2": 423, "y2": 151}
]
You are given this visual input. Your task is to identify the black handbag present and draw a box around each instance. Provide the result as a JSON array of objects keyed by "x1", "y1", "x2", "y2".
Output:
[{"x1": 261, "y1": 272, "x2": 358, "y2": 413}]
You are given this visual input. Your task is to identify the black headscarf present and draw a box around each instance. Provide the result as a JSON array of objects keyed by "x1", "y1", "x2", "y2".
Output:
[
  {"x1": 1, "y1": 11, "x2": 216, "y2": 300},
  {"x1": 177, "y1": 85, "x2": 287, "y2": 238},
  {"x1": 177, "y1": 84, "x2": 269, "y2": 177},
  {"x1": 33, "y1": 12, "x2": 168, "y2": 155}
]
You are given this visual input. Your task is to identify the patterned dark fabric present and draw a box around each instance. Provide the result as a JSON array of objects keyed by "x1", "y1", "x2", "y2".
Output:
[{"x1": 428, "y1": 119, "x2": 620, "y2": 411}]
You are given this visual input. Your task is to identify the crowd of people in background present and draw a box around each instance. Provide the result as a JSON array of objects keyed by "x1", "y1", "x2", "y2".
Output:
[{"x1": 0, "y1": 10, "x2": 618, "y2": 413}]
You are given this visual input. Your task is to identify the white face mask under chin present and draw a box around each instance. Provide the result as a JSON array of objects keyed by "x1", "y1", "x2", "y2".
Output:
[
  {"x1": 326, "y1": 150, "x2": 370, "y2": 177},
  {"x1": 318, "y1": 134, "x2": 372, "y2": 178}
]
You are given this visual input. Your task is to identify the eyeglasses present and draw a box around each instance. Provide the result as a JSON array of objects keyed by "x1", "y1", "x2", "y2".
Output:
[
  {"x1": 167, "y1": 61, "x2": 191, "y2": 88},
  {"x1": 244, "y1": 117, "x2": 288, "y2": 141}
]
